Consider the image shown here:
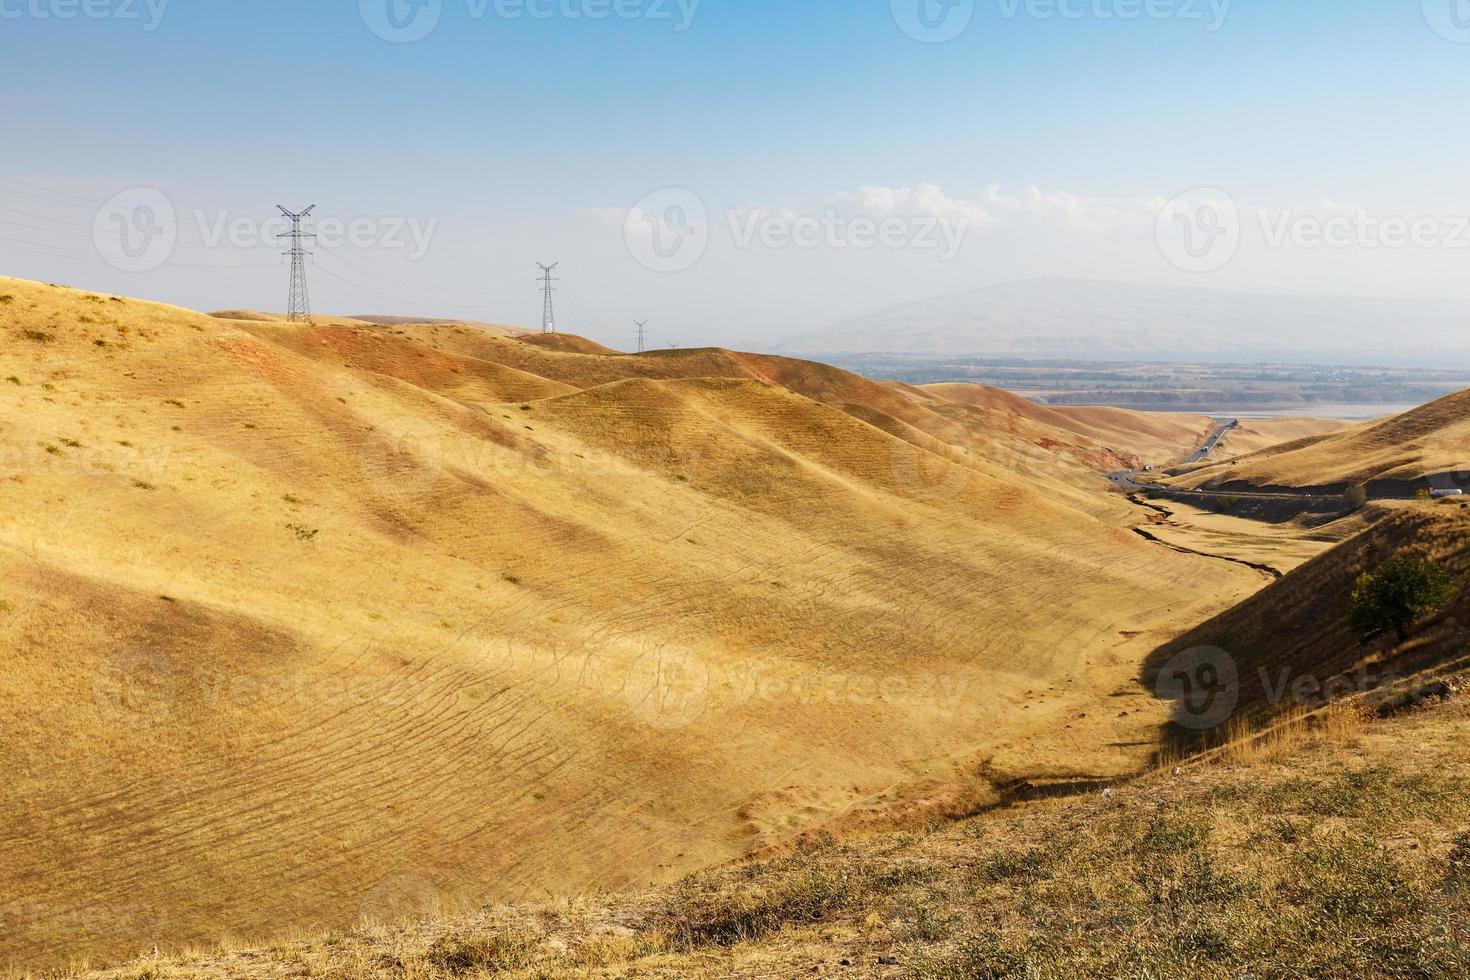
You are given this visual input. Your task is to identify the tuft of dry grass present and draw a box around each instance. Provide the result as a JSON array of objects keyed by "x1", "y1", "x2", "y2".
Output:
[{"x1": 1215, "y1": 702, "x2": 1367, "y2": 766}]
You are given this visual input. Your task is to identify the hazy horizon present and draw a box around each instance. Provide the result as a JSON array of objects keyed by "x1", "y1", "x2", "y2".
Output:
[{"x1": 7, "y1": 2, "x2": 1470, "y2": 355}]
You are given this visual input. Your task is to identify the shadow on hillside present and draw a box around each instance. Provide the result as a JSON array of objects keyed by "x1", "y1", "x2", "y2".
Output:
[{"x1": 1138, "y1": 507, "x2": 1470, "y2": 758}]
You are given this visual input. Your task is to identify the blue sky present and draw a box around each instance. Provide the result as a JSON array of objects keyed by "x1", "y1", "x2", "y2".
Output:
[{"x1": 4, "y1": 1, "x2": 1470, "y2": 347}]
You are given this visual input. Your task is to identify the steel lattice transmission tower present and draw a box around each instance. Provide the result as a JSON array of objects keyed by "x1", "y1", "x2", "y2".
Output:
[
  {"x1": 277, "y1": 205, "x2": 316, "y2": 323},
  {"x1": 635, "y1": 320, "x2": 648, "y2": 353},
  {"x1": 537, "y1": 262, "x2": 558, "y2": 333}
]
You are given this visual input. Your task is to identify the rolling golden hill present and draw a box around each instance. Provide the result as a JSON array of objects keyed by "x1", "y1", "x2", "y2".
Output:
[
  {"x1": 51, "y1": 498, "x2": 1470, "y2": 980},
  {"x1": 1, "y1": 275, "x2": 1271, "y2": 972},
  {"x1": 1170, "y1": 389, "x2": 1470, "y2": 496}
]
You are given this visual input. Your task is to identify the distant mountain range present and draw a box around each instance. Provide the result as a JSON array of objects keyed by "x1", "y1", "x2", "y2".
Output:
[{"x1": 773, "y1": 279, "x2": 1470, "y2": 366}]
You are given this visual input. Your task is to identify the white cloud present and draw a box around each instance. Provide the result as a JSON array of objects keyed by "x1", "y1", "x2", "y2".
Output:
[
  {"x1": 979, "y1": 185, "x2": 1157, "y2": 232},
  {"x1": 582, "y1": 207, "x2": 630, "y2": 227},
  {"x1": 828, "y1": 183, "x2": 990, "y2": 223},
  {"x1": 592, "y1": 183, "x2": 1160, "y2": 235},
  {"x1": 819, "y1": 182, "x2": 1160, "y2": 233}
]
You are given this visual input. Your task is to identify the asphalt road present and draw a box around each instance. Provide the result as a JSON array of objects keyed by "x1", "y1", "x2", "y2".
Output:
[
  {"x1": 1182, "y1": 418, "x2": 1239, "y2": 464},
  {"x1": 1108, "y1": 419, "x2": 1452, "y2": 506},
  {"x1": 1108, "y1": 419, "x2": 1243, "y2": 494},
  {"x1": 1105, "y1": 419, "x2": 1333, "y2": 501}
]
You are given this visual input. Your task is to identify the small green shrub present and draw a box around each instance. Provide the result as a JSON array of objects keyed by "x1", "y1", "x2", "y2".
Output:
[{"x1": 1350, "y1": 555, "x2": 1455, "y2": 643}]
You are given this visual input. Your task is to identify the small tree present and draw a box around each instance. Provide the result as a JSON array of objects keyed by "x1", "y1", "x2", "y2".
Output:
[
  {"x1": 1342, "y1": 485, "x2": 1368, "y2": 511},
  {"x1": 1349, "y1": 556, "x2": 1455, "y2": 644}
]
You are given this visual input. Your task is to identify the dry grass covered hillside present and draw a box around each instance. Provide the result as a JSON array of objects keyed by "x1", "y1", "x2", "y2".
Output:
[
  {"x1": 1171, "y1": 390, "x2": 1470, "y2": 496},
  {"x1": 1147, "y1": 503, "x2": 1470, "y2": 735},
  {"x1": 1214, "y1": 416, "x2": 1350, "y2": 456},
  {"x1": 43, "y1": 489, "x2": 1470, "y2": 980},
  {"x1": 0, "y1": 277, "x2": 1267, "y2": 972},
  {"x1": 64, "y1": 674, "x2": 1470, "y2": 979}
]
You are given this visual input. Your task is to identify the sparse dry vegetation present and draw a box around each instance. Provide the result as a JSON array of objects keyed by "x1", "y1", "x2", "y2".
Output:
[{"x1": 50, "y1": 694, "x2": 1470, "y2": 980}]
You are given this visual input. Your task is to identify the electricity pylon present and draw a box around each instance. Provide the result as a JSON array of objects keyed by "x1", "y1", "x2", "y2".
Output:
[
  {"x1": 277, "y1": 205, "x2": 316, "y2": 323},
  {"x1": 537, "y1": 263, "x2": 558, "y2": 333}
]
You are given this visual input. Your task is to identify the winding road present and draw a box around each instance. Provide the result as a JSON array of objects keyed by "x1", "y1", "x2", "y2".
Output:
[
  {"x1": 1107, "y1": 418, "x2": 1244, "y2": 493},
  {"x1": 1107, "y1": 418, "x2": 1336, "y2": 503}
]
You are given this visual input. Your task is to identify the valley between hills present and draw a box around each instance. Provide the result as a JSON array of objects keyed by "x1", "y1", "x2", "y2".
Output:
[{"x1": 3, "y1": 275, "x2": 1467, "y2": 978}]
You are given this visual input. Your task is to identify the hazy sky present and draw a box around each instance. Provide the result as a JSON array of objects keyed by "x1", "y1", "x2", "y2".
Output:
[{"x1": 4, "y1": 1, "x2": 1470, "y2": 351}]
